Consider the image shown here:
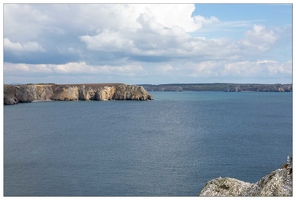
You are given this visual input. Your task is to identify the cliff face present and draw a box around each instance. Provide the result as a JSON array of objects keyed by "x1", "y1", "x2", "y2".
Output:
[
  {"x1": 4, "y1": 85, "x2": 18, "y2": 105},
  {"x1": 113, "y1": 84, "x2": 153, "y2": 100},
  {"x1": 51, "y1": 85, "x2": 79, "y2": 101},
  {"x1": 4, "y1": 84, "x2": 53, "y2": 104},
  {"x1": 4, "y1": 83, "x2": 153, "y2": 105},
  {"x1": 199, "y1": 159, "x2": 292, "y2": 196}
]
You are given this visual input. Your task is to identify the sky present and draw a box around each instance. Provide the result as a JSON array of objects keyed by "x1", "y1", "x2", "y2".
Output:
[{"x1": 2, "y1": 3, "x2": 293, "y2": 84}]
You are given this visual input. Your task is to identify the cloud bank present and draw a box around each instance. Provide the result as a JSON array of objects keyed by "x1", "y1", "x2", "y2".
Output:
[{"x1": 3, "y1": 4, "x2": 292, "y2": 84}]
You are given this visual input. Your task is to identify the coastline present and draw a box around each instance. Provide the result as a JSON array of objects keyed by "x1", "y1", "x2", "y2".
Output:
[{"x1": 4, "y1": 83, "x2": 154, "y2": 105}]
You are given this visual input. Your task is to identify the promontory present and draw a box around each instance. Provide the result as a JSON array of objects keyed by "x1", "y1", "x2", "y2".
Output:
[{"x1": 4, "y1": 83, "x2": 154, "y2": 105}]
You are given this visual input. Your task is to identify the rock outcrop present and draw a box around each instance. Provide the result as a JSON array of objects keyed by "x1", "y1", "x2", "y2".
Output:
[
  {"x1": 4, "y1": 83, "x2": 153, "y2": 105},
  {"x1": 51, "y1": 85, "x2": 79, "y2": 101},
  {"x1": 78, "y1": 85, "x2": 97, "y2": 101},
  {"x1": 4, "y1": 85, "x2": 18, "y2": 105},
  {"x1": 4, "y1": 84, "x2": 53, "y2": 104},
  {"x1": 113, "y1": 84, "x2": 153, "y2": 100},
  {"x1": 96, "y1": 86, "x2": 116, "y2": 101},
  {"x1": 199, "y1": 158, "x2": 292, "y2": 196}
]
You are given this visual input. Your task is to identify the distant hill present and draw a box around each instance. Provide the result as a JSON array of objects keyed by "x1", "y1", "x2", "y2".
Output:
[{"x1": 140, "y1": 83, "x2": 292, "y2": 92}]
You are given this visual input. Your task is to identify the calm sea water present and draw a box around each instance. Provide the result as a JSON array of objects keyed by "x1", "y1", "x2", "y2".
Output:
[{"x1": 4, "y1": 91, "x2": 292, "y2": 196}]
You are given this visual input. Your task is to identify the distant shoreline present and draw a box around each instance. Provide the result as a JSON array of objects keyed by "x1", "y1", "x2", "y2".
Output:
[{"x1": 140, "y1": 83, "x2": 292, "y2": 92}]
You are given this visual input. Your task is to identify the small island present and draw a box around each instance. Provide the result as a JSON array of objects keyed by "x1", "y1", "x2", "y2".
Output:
[{"x1": 4, "y1": 83, "x2": 154, "y2": 105}]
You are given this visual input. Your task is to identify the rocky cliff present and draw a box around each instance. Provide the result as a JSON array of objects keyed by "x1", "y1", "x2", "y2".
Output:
[
  {"x1": 4, "y1": 83, "x2": 154, "y2": 105},
  {"x1": 199, "y1": 158, "x2": 292, "y2": 196}
]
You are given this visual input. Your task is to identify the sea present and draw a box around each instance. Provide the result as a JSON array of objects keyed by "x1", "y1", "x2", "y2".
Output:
[{"x1": 4, "y1": 91, "x2": 292, "y2": 196}]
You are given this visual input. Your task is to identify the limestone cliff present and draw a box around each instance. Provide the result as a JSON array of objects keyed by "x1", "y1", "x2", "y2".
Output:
[
  {"x1": 4, "y1": 83, "x2": 153, "y2": 105},
  {"x1": 95, "y1": 86, "x2": 116, "y2": 101},
  {"x1": 199, "y1": 158, "x2": 292, "y2": 196},
  {"x1": 78, "y1": 85, "x2": 96, "y2": 101},
  {"x1": 4, "y1": 84, "x2": 53, "y2": 104},
  {"x1": 4, "y1": 85, "x2": 18, "y2": 105},
  {"x1": 51, "y1": 85, "x2": 79, "y2": 101},
  {"x1": 113, "y1": 84, "x2": 153, "y2": 100}
]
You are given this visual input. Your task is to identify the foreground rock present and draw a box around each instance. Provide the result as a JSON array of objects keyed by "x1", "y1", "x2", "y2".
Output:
[
  {"x1": 199, "y1": 159, "x2": 292, "y2": 196},
  {"x1": 4, "y1": 83, "x2": 154, "y2": 105}
]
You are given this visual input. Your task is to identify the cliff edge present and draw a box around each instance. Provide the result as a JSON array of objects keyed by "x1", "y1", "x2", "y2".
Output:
[
  {"x1": 199, "y1": 157, "x2": 292, "y2": 196},
  {"x1": 4, "y1": 83, "x2": 154, "y2": 105}
]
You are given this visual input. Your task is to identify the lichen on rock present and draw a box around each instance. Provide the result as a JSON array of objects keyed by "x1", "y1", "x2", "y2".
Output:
[
  {"x1": 199, "y1": 157, "x2": 293, "y2": 197},
  {"x1": 199, "y1": 177, "x2": 252, "y2": 196}
]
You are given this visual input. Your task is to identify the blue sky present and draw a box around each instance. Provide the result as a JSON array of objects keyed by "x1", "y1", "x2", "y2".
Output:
[{"x1": 3, "y1": 3, "x2": 293, "y2": 84}]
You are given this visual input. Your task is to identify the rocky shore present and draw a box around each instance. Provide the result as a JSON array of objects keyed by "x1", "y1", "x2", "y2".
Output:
[
  {"x1": 199, "y1": 157, "x2": 292, "y2": 196},
  {"x1": 4, "y1": 83, "x2": 154, "y2": 105}
]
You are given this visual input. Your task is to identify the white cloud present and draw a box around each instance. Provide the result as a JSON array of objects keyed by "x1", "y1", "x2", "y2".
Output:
[
  {"x1": 4, "y1": 4, "x2": 200, "y2": 38},
  {"x1": 4, "y1": 4, "x2": 289, "y2": 63},
  {"x1": 4, "y1": 38, "x2": 45, "y2": 52},
  {"x1": 4, "y1": 62, "x2": 52, "y2": 73},
  {"x1": 238, "y1": 25, "x2": 278, "y2": 51},
  {"x1": 80, "y1": 12, "x2": 197, "y2": 57},
  {"x1": 80, "y1": 29, "x2": 131, "y2": 51},
  {"x1": 4, "y1": 4, "x2": 51, "y2": 41},
  {"x1": 4, "y1": 62, "x2": 144, "y2": 77},
  {"x1": 246, "y1": 25, "x2": 277, "y2": 44},
  {"x1": 3, "y1": 59, "x2": 292, "y2": 84},
  {"x1": 3, "y1": 38, "x2": 22, "y2": 51},
  {"x1": 131, "y1": 4, "x2": 199, "y2": 32},
  {"x1": 187, "y1": 61, "x2": 221, "y2": 77},
  {"x1": 187, "y1": 60, "x2": 292, "y2": 78},
  {"x1": 157, "y1": 64, "x2": 181, "y2": 74},
  {"x1": 3, "y1": 4, "x2": 292, "y2": 84},
  {"x1": 79, "y1": 12, "x2": 284, "y2": 63},
  {"x1": 193, "y1": 15, "x2": 219, "y2": 29}
]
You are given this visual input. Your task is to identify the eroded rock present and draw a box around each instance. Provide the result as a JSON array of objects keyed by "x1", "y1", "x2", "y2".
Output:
[
  {"x1": 3, "y1": 83, "x2": 153, "y2": 105},
  {"x1": 51, "y1": 85, "x2": 79, "y2": 101},
  {"x1": 4, "y1": 85, "x2": 18, "y2": 105},
  {"x1": 199, "y1": 159, "x2": 293, "y2": 197}
]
